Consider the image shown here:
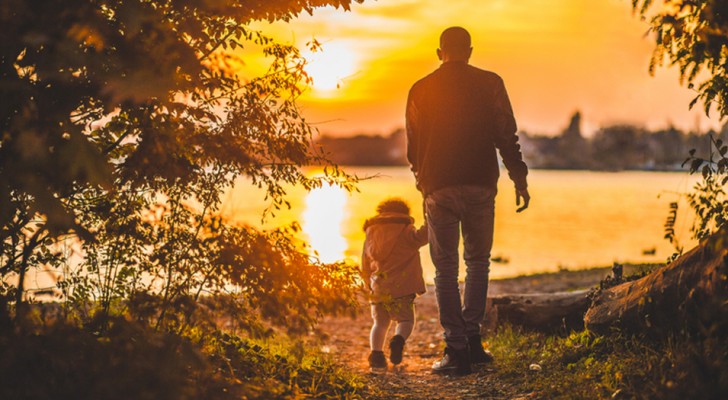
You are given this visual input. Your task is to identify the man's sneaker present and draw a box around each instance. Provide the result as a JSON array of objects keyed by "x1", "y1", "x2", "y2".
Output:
[
  {"x1": 431, "y1": 347, "x2": 472, "y2": 375},
  {"x1": 468, "y1": 335, "x2": 494, "y2": 365},
  {"x1": 389, "y1": 334, "x2": 406, "y2": 365},
  {"x1": 368, "y1": 350, "x2": 387, "y2": 369}
]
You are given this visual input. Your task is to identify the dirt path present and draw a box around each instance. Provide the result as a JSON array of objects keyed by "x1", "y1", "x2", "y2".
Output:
[
  {"x1": 319, "y1": 268, "x2": 614, "y2": 399},
  {"x1": 320, "y1": 288, "x2": 527, "y2": 399}
]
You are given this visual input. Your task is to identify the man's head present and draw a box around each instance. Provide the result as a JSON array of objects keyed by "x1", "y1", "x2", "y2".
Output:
[{"x1": 438, "y1": 26, "x2": 472, "y2": 63}]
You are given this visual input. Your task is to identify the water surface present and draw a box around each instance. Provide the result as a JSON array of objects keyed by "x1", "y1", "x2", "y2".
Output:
[{"x1": 222, "y1": 167, "x2": 698, "y2": 282}]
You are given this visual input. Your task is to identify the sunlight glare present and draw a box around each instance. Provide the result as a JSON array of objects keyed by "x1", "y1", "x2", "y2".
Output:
[
  {"x1": 302, "y1": 182, "x2": 348, "y2": 263},
  {"x1": 302, "y1": 42, "x2": 357, "y2": 93}
]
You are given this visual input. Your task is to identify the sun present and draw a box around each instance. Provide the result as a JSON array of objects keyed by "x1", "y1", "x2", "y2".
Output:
[
  {"x1": 302, "y1": 42, "x2": 357, "y2": 94},
  {"x1": 302, "y1": 181, "x2": 348, "y2": 263}
]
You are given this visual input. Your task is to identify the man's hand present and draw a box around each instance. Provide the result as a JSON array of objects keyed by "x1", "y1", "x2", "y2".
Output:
[{"x1": 516, "y1": 188, "x2": 530, "y2": 213}]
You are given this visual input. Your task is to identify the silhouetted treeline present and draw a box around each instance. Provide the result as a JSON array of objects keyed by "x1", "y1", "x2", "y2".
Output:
[
  {"x1": 520, "y1": 112, "x2": 726, "y2": 171},
  {"x1": 315, "y1": 112, "x2": 726, "y2": 170},
  {"x1": 316, "y1": 128, "x2": 407, "y2": 166}
]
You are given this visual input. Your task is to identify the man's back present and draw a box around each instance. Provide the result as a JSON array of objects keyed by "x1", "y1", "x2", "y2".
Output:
[{"x1": 406, "y1": 61, "x2": 527, "y2": 194}]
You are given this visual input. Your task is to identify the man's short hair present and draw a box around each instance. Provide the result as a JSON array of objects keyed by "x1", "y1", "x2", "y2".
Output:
[
  {"x1": 440, "y1": 26, "x2": 471, "y2": 52},
  {"x1": 376, "y1": 198, "x2": 411, "y2": 215}
]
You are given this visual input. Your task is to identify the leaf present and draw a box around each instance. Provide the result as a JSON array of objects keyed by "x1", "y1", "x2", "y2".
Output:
[
  {"x1": 690, "y1": 158, "x2": 704, "y2": 172},
  {"x1": 689, "y1": 97, "x2": 699, "y2": 110}
]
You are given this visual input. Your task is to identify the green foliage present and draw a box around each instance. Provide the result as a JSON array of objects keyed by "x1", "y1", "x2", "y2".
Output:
[
  {"x1": 663, "y1": 201, "x2": 683, "y2": 260},
  {"x1": 0, "y1": 314, "x2": 370, "y2": 400},
  {"x1": 634, "y1": 0, "x2": 728, "y2": 259},
  {"x1": 0, "y1": 0, "x2": 362, "y2": 232},
  {"x1": 633, "y1": 0, "x2": 728, "y2": 118},
  {"x1": 1, "y1": 0, "x2": 363, "y2": 334},
  {"x1": 204, "y1": 332, "x2": 367, "y2": 399},
  {"x1": 664, "y1": 133, "x2": 728, "y2": 259},
  {"x1": 61, "y1": 175, "x2": 360, "y2": 334},
  {"x1": 681, "y1": 134, "x2": 728, "y2": 239},
  {"x1": 589, "y1": 264, "x2": 661, "y2": 308},
  {"x1": 490, "y1": 321, "x2": 728, "y2": 400}
]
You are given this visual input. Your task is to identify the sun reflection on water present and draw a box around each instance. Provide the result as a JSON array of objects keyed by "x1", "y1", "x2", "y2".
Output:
[{"x1": 302, "y1": 182, "x2": 348, "y2": 263}]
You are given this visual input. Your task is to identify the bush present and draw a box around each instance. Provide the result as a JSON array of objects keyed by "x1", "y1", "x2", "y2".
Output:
[{"x1": 0, "y1": 313, "x2": 370, "y2": 400}]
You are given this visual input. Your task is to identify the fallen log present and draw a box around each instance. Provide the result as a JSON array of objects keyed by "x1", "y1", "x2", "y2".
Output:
[
  {"x1": 483, "y1": 290, "x2": 591, "y2": 333},
  {"x1": 584, "y1": 231, "x2": 728, "y2": 335}
]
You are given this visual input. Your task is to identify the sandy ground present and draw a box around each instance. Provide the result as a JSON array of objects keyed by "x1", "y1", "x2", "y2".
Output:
[{"x1": 317, "y1": 266, "x2": 633, "y2": 399}]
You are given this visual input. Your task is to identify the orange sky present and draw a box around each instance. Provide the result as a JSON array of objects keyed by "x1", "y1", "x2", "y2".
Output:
[{"x1": 249, "y1": 0, "x2": 722, "y2": 137}]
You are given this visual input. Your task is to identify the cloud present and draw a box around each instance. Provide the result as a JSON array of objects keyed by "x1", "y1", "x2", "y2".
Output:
[{"x1": 250, "y1": 0, "x2": 722, "y2": 136}]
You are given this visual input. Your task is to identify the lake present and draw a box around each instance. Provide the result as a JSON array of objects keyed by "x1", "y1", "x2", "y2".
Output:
[{"x1": 221, "y1": 167, "x2": 700, "y2": 282}]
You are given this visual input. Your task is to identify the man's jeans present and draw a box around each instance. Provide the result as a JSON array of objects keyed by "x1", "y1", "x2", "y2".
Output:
[{"x1": 425, "y1": 185, "x2": 496, "y2": 350}]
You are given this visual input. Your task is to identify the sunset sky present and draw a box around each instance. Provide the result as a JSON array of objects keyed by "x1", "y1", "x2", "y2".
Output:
[{"x1": 248, "y1": 0, "x2": 723, "y2": 137}]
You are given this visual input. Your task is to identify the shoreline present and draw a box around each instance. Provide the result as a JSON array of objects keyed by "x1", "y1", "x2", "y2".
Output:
[{"x1": 488, "y1": 262, "x2": 659, "y2": 294}]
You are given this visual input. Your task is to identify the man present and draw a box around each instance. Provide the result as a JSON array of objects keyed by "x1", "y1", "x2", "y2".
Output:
[{"x1": 406, "y1": 26, "x2": 530, "y2": 375}]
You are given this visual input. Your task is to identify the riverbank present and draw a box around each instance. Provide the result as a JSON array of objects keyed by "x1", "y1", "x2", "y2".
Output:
[
  {"x1": 3, "y1": 262, "x2": 723, "y2": 399},
  {"x1": 315, "y1": 264, "x2": 665, "y2": 399},
  {"x1": 488, "y1": 263, "x2": 657, "y2": 294}
]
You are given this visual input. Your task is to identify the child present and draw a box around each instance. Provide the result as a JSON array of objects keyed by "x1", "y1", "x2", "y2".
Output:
[{"x1": 361, "y1": 198, "x2": 428, "y2": 369}]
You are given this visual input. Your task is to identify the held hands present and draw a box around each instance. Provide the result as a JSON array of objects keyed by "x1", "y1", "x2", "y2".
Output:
[{"x1": 516, "y1": 188, "x2": 530, "y2": 213}]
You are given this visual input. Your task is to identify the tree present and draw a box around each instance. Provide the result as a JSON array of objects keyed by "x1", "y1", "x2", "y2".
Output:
[
  {"x1": 634, "y1": 0, "x2": 728, "y2": 118},
  {"x1": 582, "y1": 2, "x2": 728, "y2": 341},
  {"x1": 633, "y1": 0, "x2": 728, "y2": 245},
  {"x1": 1, "y1": 0, "x2": 361, "y2": 234},
  {"x1": 0, "y1": 0, "x2": 362, "y2": 331}
]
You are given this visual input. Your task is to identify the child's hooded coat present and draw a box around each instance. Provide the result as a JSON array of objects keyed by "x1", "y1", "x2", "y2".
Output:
[{"x1": 361, "y1": 212, "x2": 427, "y2": 302}]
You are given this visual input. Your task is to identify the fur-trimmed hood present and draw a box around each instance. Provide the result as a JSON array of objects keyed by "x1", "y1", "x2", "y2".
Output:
[
  {"x1": 363, "y1": 212, "x2": 413, "y2": 263},
  {"x1": 363, "y1": 212, "x2": 414, "y2": 231}
]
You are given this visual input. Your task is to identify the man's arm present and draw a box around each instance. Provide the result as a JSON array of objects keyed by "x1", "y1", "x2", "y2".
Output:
[
  {"x1": 492, "y1": 77, "x2": 529, "y2": 193},
  {"x1": 491, "y1": 77, "x2": 530, "y2": 211},
  {"x1": 405, "y1": 88, "x2": 419, "y2": 175}
]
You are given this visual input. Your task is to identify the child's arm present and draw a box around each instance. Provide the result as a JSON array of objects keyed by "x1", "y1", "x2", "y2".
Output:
[
  {"x1": 403, "y1": 223, "x2": 429, "y2": 248},
  {"x1": 414, "y1": 223, "x2": 428, "y2": 247}
]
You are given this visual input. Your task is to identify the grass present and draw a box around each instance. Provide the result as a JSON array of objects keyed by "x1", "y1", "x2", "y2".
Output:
[
  {"x1": 1, "y1": 265, "x2": 725, "y2": 400},
  {"x1": 2, "y1": 310, "x2": 725, "y2": 400},
  {"x1": 487, "y1": 323, "x2": 728, "y2": 400},
  {"x1": 0, "y1": 313, "x2": 371, "y2": 400}
]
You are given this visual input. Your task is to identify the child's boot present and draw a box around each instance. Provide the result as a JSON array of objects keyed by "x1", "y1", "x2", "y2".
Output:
[
  {"x1": 389, "y1": 335, "x2": 406, "y2": 365},
  {"x1": 368, "y1": 350, "x2": 387, "y2": 369}
]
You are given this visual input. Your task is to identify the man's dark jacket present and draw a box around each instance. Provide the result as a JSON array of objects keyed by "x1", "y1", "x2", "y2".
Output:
[{"x1": 406, "y1": 61, "x2": 528, "y2": 195}]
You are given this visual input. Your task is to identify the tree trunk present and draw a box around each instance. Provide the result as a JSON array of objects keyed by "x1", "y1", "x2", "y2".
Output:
[
  {"x1": 584, "y1": 231, "x2": 728, "y2": 335},
  {"x1": 483, "y1": 290, "x2": 591, "y2": 333}
]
